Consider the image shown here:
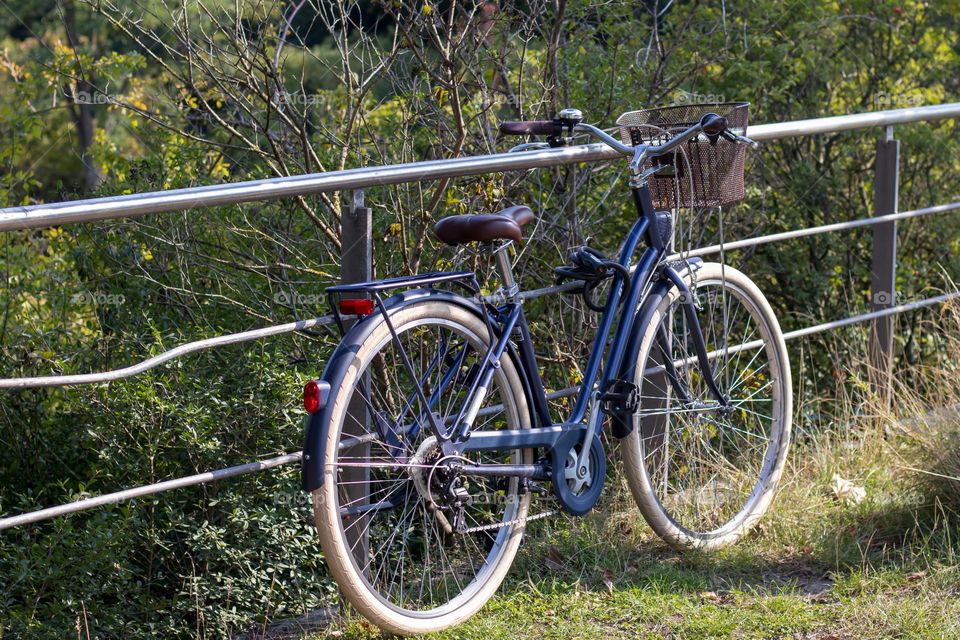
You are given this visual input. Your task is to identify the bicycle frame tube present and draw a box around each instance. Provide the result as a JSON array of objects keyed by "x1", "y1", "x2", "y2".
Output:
[
  {"x1": 568, "y1": 185, "x2": 665, "y2": 425},
  {"x1": 445, "y1": 302, "x2": 522, "y2": 445},
  {"x1": 511, "y1": 304, "x2": 553, "y2": 428}
]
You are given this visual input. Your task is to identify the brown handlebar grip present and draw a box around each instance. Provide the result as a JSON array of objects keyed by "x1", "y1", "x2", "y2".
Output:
[
  {"x1": 499, "y1": 120, "x2": 557, "y2": 136},
  {"x1": 700, "y1": 113, "x2": 728, "y2": 136}
]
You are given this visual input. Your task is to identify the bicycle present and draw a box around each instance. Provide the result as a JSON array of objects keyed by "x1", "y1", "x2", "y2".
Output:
[{"x1": 300, "y1": 102, "x2": 792, "y2": 635}]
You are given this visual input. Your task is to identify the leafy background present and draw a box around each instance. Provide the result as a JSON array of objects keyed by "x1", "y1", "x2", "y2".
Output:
[{"x1": 0, "y1": 1, "x2": 958, "y2": 637}]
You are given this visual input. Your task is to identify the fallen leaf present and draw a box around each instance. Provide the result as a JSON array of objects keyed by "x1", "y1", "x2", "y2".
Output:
[
  {"x1": 700, "y1": 590, "x2": 733, "y2": 605},
  {"x1": 602, "y1": 569, "x2": 615, "y2": 593},
  {"x1": 831, "y1": 473, "x2": 867, "y2": 504},
  {"x1": 545, "y1": 546, "x2": 568, "y2": 572}
]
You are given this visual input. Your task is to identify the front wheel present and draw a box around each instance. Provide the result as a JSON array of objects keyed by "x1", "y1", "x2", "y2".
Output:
[{"x1": 622, "y1": 262, "x2": 792, "y2": 550}]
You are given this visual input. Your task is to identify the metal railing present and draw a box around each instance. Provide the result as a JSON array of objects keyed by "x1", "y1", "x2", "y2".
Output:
[
  {"x1": 1, "y1": 103, "x2": 959, "y2": 531},
  {"x1": 2, "y1": 103, "x2": 959, "y2": 232}
]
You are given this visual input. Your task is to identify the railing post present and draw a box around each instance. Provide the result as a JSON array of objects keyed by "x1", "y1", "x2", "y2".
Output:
[
  {"x1": 870, "y1": 127, "x2": 899, "y2": 407},
  {"x1": 339, "y1": 189, "x2": 372, "y2": 573},
  {"x1": 342, "y1": 189, "x2": 373, "y2": 291}
]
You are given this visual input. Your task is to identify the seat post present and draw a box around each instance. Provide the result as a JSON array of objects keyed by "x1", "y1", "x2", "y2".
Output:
[{"x1": 491, "y1": 241, "x2": 519, "y2": 301}]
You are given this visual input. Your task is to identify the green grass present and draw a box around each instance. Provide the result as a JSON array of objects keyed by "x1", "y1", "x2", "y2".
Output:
[{"x1": 304, "y1": 428, "x2": 960, "y2": 640}]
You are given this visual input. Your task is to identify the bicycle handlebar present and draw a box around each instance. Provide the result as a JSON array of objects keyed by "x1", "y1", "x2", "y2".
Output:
[
  {"x1": 499, "y1": 120, "x2": 557, "y2": 136},
  {"x1": 501, "y1": 111, "x2": 757, "y2": 158},
  {"x1": 573, "y1": 120, "x2": 708, "y2": 159},
  {"x1": 571, "y1": 122, "x2": 636, "y2": 155}
]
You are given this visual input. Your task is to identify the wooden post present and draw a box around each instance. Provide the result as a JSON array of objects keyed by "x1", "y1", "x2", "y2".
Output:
[
  {"x1": 870, "y1": 127, "x2": 899, "y2": 408},
  {"x1": 340, "y1": 189, "x2": 372, "y2": 574}
]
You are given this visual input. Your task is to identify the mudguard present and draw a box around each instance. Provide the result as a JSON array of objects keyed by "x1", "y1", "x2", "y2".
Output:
[
  {"x1": 609, "y1": 275, "x2": 675, "y2": 439},
  {"x1": 610, "y1": 260, "x2": 705, "y2": 438},
  {"x1": 301, "y1": 288, "x2": 500, "y2": 492}
]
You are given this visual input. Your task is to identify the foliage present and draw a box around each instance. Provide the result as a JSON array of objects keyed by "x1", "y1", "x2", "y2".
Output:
[
  {"x1": 0, "y1": 1, "x2": 959, "y2": 638},
  {"x1": 894, "y1": 299, "x2": 960, "y2": 514}
]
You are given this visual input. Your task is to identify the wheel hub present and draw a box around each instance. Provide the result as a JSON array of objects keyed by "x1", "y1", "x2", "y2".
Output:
[
  {"x1": 409, "y1": 436, "x2": 474, "y2": 535},
  {"x1": 409, "y1": 435, "x2": 440, "y2": 502}
]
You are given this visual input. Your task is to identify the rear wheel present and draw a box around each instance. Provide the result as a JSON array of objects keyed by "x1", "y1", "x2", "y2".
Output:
[
  {"x1": 312, "y1": 300, "x2": 531, "y2": 635},
  {"x1": 622, "y1": 262, "x2": 791, "y2": 550}
]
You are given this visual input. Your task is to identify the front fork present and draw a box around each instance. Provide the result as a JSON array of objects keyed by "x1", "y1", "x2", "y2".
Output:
[{"x1": 659, "y1": 266, "x2": 730, "y2": 408}]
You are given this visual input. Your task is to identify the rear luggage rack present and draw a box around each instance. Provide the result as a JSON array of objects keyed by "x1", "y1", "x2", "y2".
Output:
[
  {"x1": 325, "y1": 271, "x2": 481, "y2": 334},
  {"x1": 326, "y1": 271, "x2": 479, "y2": 295}
]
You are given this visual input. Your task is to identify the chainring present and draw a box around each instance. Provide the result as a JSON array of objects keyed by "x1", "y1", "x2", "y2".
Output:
[{"x1": 551, "y1": 434, "x2": 606, "y2": 515}]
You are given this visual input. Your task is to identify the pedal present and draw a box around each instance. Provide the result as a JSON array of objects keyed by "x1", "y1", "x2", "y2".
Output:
[
  {"x1": 521, "y1": 478, "x2": 549, "y2": 495},
  {"x1": 600, "y1": 379, "x2": 640, "y2": 415}
]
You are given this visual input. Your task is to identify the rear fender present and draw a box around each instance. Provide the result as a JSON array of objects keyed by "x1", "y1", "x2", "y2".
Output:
[{"x1": 301, "y1": 288, "x2": 494, "y2": 492}]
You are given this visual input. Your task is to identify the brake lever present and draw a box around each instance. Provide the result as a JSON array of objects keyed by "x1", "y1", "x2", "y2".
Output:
[
  {"x1": 721, "y1": 129, "x2": 760, "y2": 149},
  {"x1": 508, "y1": 142, "x2": 552, "y2": 153}
]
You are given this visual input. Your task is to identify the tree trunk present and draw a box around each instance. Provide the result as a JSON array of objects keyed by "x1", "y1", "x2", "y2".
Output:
[{"x1": 61, "y1": 0, "x2": 103, "y2": 191}]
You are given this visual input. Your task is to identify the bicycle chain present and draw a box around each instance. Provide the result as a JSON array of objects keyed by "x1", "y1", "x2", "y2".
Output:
[{"x1": 460, "y1": 507, "x2": 557, "y2": 533}]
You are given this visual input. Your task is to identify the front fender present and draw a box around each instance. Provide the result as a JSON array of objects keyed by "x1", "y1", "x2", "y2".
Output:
[
  {"x1": 611, "y1": 260, "x2": 703, "y2": 438},
  {"x1": 301, "y1": 288, "x2": 491, "y2": 492},
  {"x1": 610, "y1": 276, "x2": 674, "y2": 439}
]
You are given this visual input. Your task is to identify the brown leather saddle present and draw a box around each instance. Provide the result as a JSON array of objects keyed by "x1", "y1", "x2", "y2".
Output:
[{"x1": 433, "y1": 205, "x2": 535, "y2": 245}]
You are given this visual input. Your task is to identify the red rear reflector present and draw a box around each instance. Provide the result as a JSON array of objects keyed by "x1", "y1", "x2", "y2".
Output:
[
  {"x1": 339, "y1": 298, "x2": 374, "y2": 315},
  {"x1": 303, "y1": 380, "x2": 322, "y2": 414}
]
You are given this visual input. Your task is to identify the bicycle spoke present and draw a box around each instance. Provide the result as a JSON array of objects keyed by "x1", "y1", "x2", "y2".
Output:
[
  {"x1": 321, "y1": 311, "x2": 530, "y2": 617},
  {"x1": 633, "y1": 272, "x2": 787, "y2": 538}
]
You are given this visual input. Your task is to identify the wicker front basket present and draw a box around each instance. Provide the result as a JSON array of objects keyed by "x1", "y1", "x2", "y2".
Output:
[{"x1": 616, "y1": 102, "x2": 749, "y2": 209}]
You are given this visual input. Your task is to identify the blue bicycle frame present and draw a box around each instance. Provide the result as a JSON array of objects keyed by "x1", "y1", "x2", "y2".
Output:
[
  {"x1": 456, "y1": 184, "x2": 664, "y2": 453},
  {"x1": 302, "y1": 122, "x2": 734, "y2": 515}
]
